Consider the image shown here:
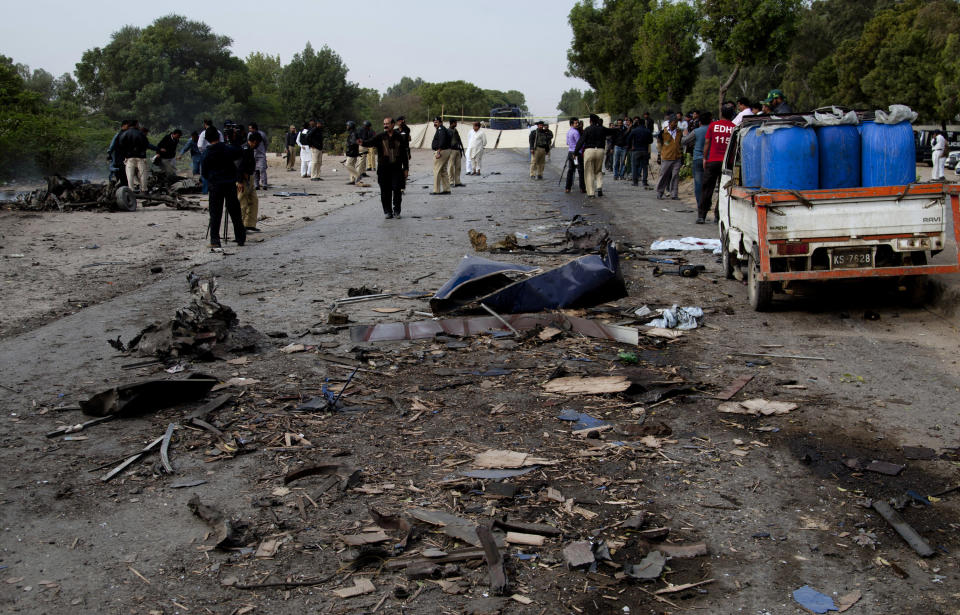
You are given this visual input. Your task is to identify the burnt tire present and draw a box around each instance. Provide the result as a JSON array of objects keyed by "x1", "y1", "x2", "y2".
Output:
[
  {"x1": 747, "y1": 253, "x2": 773, "y2": 311},
  {"x1": 722, "y1": 231, "x2": 735, "y2": 280}
]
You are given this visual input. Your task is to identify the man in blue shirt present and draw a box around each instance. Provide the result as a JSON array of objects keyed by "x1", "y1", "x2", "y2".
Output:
[{"x1": 681, "y1": 111, "x2": 711, "y2": 210}]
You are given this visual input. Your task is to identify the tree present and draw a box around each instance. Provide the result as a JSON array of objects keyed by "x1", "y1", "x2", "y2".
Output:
[
  {"x1": 833, "y1": 0, "x2": 960, "y2": 123},
  {"x1": 567, "y1": 0, "x2": 651, "y2": 112},
  {"x1": 633, "y1": 1, "x2": 700, "y2": 108},
  {"x1": 779, "y1": 0, "x2": 895, "y2": 111},
  {"x1": 385, "y1": 76, "x2": 425, "y2": 98},
  {"x1": 75, "y1": 15, "x2": 251, "y2": 130},
  {"x1": 557, "y1": 88, "x2": 597, "y2": 116},
  {"x1": 244, "y1": 52, "x2": 284, "y2": 128},
  {"x1": 417, "y1": 80, "x2": 489, "y2": 118},
  {"x1": 279, "y1": 43, "x2": 358, "y2": 128},
  {"x1": 697, "y1": 0, "x2": 802, "y2": 112}
]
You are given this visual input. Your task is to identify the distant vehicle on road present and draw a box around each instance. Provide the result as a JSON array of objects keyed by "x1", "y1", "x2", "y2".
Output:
[
  {"x1": 490, "y1": 106, "x2": 525, "y2": 130},
  {"x1": 946, "y1": 150, "x2": 959, "y2": 170}
]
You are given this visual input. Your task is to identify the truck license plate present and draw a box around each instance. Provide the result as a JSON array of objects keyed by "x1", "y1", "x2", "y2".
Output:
[{"x1": 831, "y1": 249, "x2": 872, "y2": 269}]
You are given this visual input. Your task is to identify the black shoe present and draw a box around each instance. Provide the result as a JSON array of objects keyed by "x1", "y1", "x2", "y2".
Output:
[
  {"x1": 384, "y1": 213, "x2": 393, "y2": 219},
  {"x1": 347, "y1": 180, "x2": 355, "y2": 185},
  {"x1": 361, "y1": 173, "x2": 369, "y2": 178},
  {"x1": 393, "y1": 211, "x2": 401, "y2": 218},
  {"x1": 671, "y1": 196, "x2": 680, "y2": 200},
  {"x1": 695, "y1": 218, "x2": 705, "y2": 224},
  {"x1": 537, "y1": 175, "x2": 543, "y2": 180},
  {"x1": 236, "y1": 242, "x2": 245, "y2": 246},
  {"x1": 245, "y1": 226, "x2": 261, "y2": 232},
  {"x1": 597, "y1": 189, "x2": 603, "y2": 197},
  {"x1": 441, "y1": 191, "x2": 451, "y2": 195},
  {"x1": 455, "y1": 183, "x2": 466, "y2": 187},
  {"x1": 656, "y1": 193, "x2": 663, "y2": 199}
]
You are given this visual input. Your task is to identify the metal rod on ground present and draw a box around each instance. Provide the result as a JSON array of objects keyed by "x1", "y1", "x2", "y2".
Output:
[
  {"x1": 480, "y1": 303, "x2": 520, "y2": 337},
  {"x1": 872, "y1": 500, "x2": 935, "y2": 557},
  {"x1": 330, "y1": 367, "x2": 360, "y2": 410},
  {"x1": 732, "y1": 352, "x2": 832, "y2": 361}
]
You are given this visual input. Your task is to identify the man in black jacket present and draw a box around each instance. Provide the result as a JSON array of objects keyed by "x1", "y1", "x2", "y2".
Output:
[
  {"x1": 627, "y1": 118, "x2": 653, "y2": 188},
  {"x1": 155, "y1": 129, "x2": 182, "y2": 178},
  {"x1": 285, "y1": 125, "x2": 298, "y2": 171},
  {"x1": 528, "y1": 121, "x2": 553, "y2": 179},
  {"x1": 119, "y1": 120, "x2": 151, "y2": 191},
  {"x1": 307, "y1": 119, "x2": 324, "y2": 180},
  {"x1": 344, "y1": 121, "x2": 363, "y2": 185},
  {"x1": 431, "y1": 117, "x2": 452, "y2": 195},
  {"x1": 575, "y1": 114, "x2": 619, "y2": 197},
  {"x1": 447, "y1": 119, "x2": 465, "y2": 187},
  {"x1": 200, "y1": 128, "x2": 245, "y2": 249},
  {"x1": 358, "y1": 117, "x2": 410, "y2": 219}
]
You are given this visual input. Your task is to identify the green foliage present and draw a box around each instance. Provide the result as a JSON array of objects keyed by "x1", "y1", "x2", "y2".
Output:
[
  {"x1": 385, "y1": 76, "x2": 425, "y2": 98},
  {"x1": 279, "y1": 42, "x2": 358, "y2": 128},
  {"x1": 634, "y1": 1, "x2": 700, "y2": 107},
  {"x1": 417, "y1": 80, "x2": 489, "y2": 118},
  {"x1": 0, "y1": 56, "x2": 114, "y2": 179},
  {"x1": 245, "y1": 52, "x2": 284, "y2": 129},
  {"x1": 567, "y1": 0, "x2": 652, "y2": 112},
  {"x1": 557, "y1": 88, "x2": 597, "y2": 116},
  {"x1": 682, "y1": 75, "x2": 723, "y2": 113},
  {"x1": 832, "y1": 0, "x2": 960, "y2": 122},
  {"x1": 75, "y1": 15, "x2": 251, "y2": 130}
]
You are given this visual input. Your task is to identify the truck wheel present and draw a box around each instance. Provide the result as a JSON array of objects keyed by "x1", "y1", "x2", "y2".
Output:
[
  {"x1": 747, "y1": 254, "x2": 773, "y2": 311},
  {"x1": 722, "y1": 231, "x2": 735, "y2": 280}
]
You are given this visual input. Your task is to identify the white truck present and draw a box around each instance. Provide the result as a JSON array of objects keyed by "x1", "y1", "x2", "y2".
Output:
[{"x1": 717, "y1": 134, "x2": 960, "y2": 311}]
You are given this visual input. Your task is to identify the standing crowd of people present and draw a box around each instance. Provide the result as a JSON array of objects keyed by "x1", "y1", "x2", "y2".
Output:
[{"x1": 105, "y1": 87, "x2": 799, "y2": 251}]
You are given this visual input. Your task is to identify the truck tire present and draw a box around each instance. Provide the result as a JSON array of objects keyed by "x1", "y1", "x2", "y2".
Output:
[
  {"x1": 721, "y1": 231, "x2": 735, "y2": 280},
  {"x1": 747, "y1": 253, "x2": 773, "y2": 311}
]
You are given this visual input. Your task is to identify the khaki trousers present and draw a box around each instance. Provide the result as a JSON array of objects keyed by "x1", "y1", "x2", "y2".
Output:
[
  {"x1": 529, "y1": 149, "x2": 546, "y2": 177},
  {"x1": 447, "y1": 151, "x2": 462, "y2": 185},
  {"x1": 359, "y1": 146, "x2": 368, "y2": 172},
  {"x1": 367, "y1": 146, "x2": 377, "y2": 171},
  {"x1": 583, "y1": 148, "x2": 605, "y2": 196},
  {"x1": 238, "y1": 176, "x2": 259, "y2": 228},
  {"x1": 433, "y1": 150, "x2": 452, "y2": 193},
  {"x1": 346, "y1": 156, "x2": 362, "y2": 182},
  {"x1": 309, "y1": 148, "x2": 323, "y2": 178},
  {"x1": 286, "y1": 145, "x2": 296, "y2": 170},
  {"x1": 125, "y1": 157, "x2": 149, "y2": 191}
]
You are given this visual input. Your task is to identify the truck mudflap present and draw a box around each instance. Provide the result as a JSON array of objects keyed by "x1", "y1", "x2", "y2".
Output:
[{"x1": 738, "y1": 184, "x2": 960, "y2": 282}]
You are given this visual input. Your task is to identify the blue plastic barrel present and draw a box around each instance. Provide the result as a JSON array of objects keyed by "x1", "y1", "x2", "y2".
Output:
[
  {"x1": 816, "y1": 125, "x2": 860, "y2": 189},
  {"x1": 761, "y1": 126, "x2": 818, "y2": 190},
  {"x1": 741, "y1": 126, "x2": 762, "y2": 187},
  {"x1": 860, "y1": 120, "x2": 915, "y2": 187}
]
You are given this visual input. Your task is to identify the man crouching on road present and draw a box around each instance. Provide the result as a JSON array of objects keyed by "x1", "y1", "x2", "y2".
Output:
[{"x1": 358, "y1": 117, "x2": 410, "y2": 219}]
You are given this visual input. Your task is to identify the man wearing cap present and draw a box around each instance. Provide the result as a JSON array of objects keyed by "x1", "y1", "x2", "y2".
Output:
[
  {"x1": 344, "y1": 121, "x2": 363, "y2": 186},
  {"x1": 574, "y1": 114, "x2": 619, "y2": 197},
  {"x1": 285, "y1": 125, "x2": 298, "y2": 171},
  {"x1": 430, "y1": 117, "x2": 452, "y2": 195},
  {"x1": 529, "y1": 120, "x2": 553, "y2": 180},
  {"x1": 763, "y1": 89, "x2": 792, "y2": 114},
  {"x1": 447, "y1": 119, "x2": 465, "y2": 187}
]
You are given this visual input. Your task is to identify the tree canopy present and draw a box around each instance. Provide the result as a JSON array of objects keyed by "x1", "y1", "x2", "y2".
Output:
[{"x1": 565, "y1": 0, "x2": 960, "y2": 124}]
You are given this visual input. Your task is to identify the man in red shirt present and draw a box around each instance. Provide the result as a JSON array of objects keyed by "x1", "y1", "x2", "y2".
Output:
[{"x1": 698, "y1": 103, "x2": 736, "y2": 224}]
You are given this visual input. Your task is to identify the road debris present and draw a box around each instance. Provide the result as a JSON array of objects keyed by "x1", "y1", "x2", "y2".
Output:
[
  {"x1": 792, "y1": 585, "x2": 838, "y2": 613},
  {"x1": 187, "y1": 495, "x2": 246, "y2": 549},
  {"x1": 543, "y1": 375, "x2": 631, "y2": 395},
  {"x1": 79, "y1": 374, "x2": 217, "y2": 417},
  {"x1": 717, "y1": 398, "x2": 798, "y2": 416},
  {"x1": 872, "y1": 500, "x2": 935, "y2": 557}
]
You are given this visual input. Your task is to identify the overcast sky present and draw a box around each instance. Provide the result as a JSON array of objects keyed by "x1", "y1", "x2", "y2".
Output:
[{"x1": 1, "y1": 0, "x2": 590, "y2": 117}]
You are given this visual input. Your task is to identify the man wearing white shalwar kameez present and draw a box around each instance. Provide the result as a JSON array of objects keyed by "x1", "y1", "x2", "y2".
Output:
[
  {"x1": 466, "y1": 122, "x2": 487, "y2": 175},
  {"x1": 296, "y1": 124, "x2": 312, "y2": 178},
  {"x1": 931, "y1": 131, "x2": 947, "y2": 181}
]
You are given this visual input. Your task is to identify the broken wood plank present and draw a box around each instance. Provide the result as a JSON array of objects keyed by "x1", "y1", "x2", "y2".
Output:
[
  {"x1": 504, "y1": 532, "x2": 545, "y2": 546},
  {"x1": 409, "y1": 508, "x2": 487, "y2": 547},
  {"x1": 384, "y1": 548, "x2": 487, "y2": 570},
  {"x1": 332, "y1": 577, "x2": 375, "y2": 598},
  {"x1": 477, "y1": 523, "x2": 508, "y2": 595},
  {"x1": 872, "y1": 501, "x2": 935, "y2": 557},
  {"x1": 715, "y1": 374, "x2": 755, "y2": 401},
  {"x1": 101, "y1": 434, "x2": 165, "y2": 482},
  {"x1": 542, "y1": 375, "x2": 631, "y2": 395},
  {"x1": 492, "y1": 519, "x2": 562, "y2": 537}
]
